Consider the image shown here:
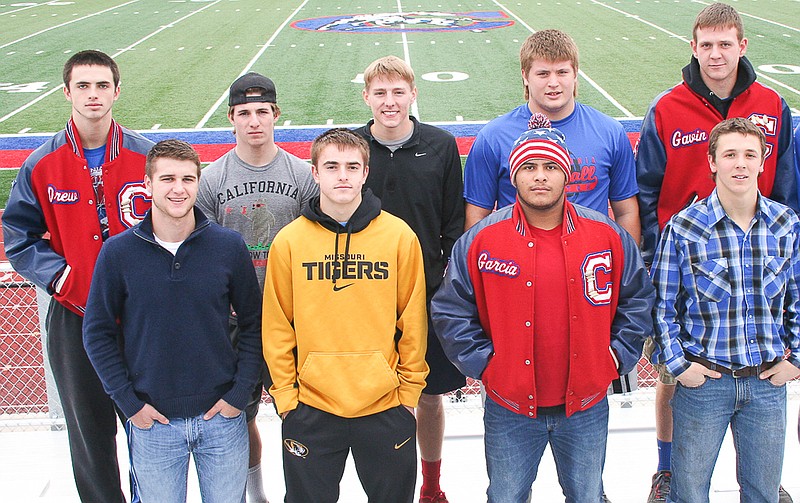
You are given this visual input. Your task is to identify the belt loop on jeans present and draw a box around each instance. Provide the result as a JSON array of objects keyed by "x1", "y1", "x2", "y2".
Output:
[{"x1": 685, "y1": 354, "x2": 778, "y2": 378}]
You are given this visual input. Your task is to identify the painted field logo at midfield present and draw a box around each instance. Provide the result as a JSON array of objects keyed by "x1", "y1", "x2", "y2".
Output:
[{"x1": 292, "y1": 11, "x2": 513, "y2": 33}]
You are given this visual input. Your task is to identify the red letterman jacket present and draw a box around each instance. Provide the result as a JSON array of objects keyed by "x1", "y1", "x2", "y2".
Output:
[
  {"x1": 637, "y1": 73, "x2": 797, "y2": 262},
  {"x1": 431, "y1": 201, "x2": 654, "y2": 417},
  {"x1": 2, "y1": 119, "x2": 153, "y2": 315}
]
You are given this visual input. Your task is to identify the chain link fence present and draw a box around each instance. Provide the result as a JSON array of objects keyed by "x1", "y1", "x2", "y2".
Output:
[
  {"x1": 0, "y1": 268, "x2": 63, "y2": 430},
  {"x1": 0, "y1": 272, "x2": 43, "y2": 414}
]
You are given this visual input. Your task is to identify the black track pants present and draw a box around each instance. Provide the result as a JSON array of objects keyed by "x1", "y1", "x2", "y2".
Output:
[
  {"x1": 46, "y1": 299, "x2": 126, "y2": 503},
  {"x1": 281, "y1": 403, "x2": 417, "y2": 503}
]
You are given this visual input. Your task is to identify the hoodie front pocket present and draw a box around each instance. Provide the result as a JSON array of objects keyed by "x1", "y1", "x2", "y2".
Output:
[{"x1": 299, "y1": 351, "x2": 400, "y2": 415}]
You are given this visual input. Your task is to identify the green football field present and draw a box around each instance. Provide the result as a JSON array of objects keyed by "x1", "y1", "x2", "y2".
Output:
[
  {"x1": 1, "y1": 0, "x2": 799, "y2": 134},
  {"x1": 1, "y1": 0, "x2": 799, "y2": 208}
]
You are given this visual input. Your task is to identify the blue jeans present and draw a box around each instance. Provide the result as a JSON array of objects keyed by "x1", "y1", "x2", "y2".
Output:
[
  {"x1": 128, "y1": 411, "x2": 248, "y2": 503},
  {"x1": 484, "y1": 396, "x2": 608, "y2": 503},
  {"x1": 669, "y1": 374, "x2": 786, "y2": 503}
]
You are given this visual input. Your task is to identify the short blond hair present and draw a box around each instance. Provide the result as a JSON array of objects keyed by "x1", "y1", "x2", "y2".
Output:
[
  {"x1": 363, "y1": 55, "x2": 415, "y2": 90},
  {"x1": 693, "y1": 2, "x2": 744, "y2": 41},
  {"x1": 519, "y1": 30, "x2": 579, "y2": 100}
]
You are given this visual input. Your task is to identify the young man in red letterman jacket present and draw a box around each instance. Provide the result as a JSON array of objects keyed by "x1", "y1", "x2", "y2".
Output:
[
  {"x1": 432, "y1": 114, "x2": 654, "y2": 503},
  {"x1": 2, "y1": 50, "x2": 153, "y2": 503},
  {"x1": 636, "y1": 4, "x2": 798, "y2": 500}
]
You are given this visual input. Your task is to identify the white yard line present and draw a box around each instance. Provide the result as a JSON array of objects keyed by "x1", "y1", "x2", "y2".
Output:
[
  {"x1": 0, "y1": 1, "x2": 55, "y2": 17},
  {"x1": 754, "y1": 73, "x2": 800, "y2": 98},
  {"x1": 0, "y1": 0, "x2": 221, "y2": 124},
  {"x1": 195, "y1": 0, "x2": 310, "y2": 129},
  {"x1": 112, "y1": 0, "x2": 221, "y2": 57},
  {"x1": 577, "y1": 70, "x2": 635, "y2": 117},
  {"x1": 491, "y1": 0, "x2": 535, "y2": 33},
  {"x1": 739, "y1": 12, "x2": 800, "y2": 35},
  {"x1": 589, "y1": 0, "x2": 690, "y2": 42},
  {"x1": 691, "y1": 0, "x2": 800, "y2": 35},
  {"x1": 592, "y1": 0, "x2": 800, "y2": 98},
  {"x1": 395, "y1": 0, "x2": 421, "y2": 121},
  {"x1": 0, "y1": 85, "x2": 62, "y2": 123},
  {"x1": 0, "y1": 0, "x2": 142, "y2": 50},
  {"x1": 494, "y1": 0, "x2": 635, "y2": 117}
]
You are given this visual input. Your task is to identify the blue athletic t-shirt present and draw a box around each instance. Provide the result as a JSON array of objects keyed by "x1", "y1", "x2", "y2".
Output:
[
  {"x1": 464, "y1": 102, "x2": 638, "y2": 214},
  {"x1": 84, "y1": 145, "x2": 109, "y2": 240}
]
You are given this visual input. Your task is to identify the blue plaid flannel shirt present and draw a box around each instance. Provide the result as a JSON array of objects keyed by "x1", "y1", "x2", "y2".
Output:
[{"x1": 651, "y1": 189, "x2": 800, "y2": 376}]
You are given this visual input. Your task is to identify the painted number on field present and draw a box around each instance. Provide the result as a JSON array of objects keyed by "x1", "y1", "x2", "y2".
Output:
[
  {"x1": 0, "y1": 82, "x2": 49, "y2": 93},
  {"x1": 420, "y1": 72, "x2": 468, "y2": 82},
  {"x1": 352, "y1": 72, "x2": 469, "y2": 84},
  {"x1": 757, "y1": 64, "x2": 800, "y2": 75}
]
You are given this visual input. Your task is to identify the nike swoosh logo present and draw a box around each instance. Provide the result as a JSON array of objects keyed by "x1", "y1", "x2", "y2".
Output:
[
  {"x1": 394, "y1": 437, "x2": 412, "y2": 449},
  {"x1": 332, "y1": 283, "x2": 353, "y2": 292},
  {"x1": 415, "y1": 152, "x2": 427, "y2": 157}
]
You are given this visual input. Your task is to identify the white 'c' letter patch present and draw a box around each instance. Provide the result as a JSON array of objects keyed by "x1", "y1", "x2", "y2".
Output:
[
  {"x1": 582, "y1": 251, "x2": 612, "y2": 306},
  {"x1": 117, "y1": 182, "x2": 150, "y2": 228}
]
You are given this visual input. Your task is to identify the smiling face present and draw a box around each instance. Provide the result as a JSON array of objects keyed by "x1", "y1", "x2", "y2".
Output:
[
  {"x1": 363, "y1": 75, "x2": 416, "y2": 139},
  {"x1": 63, "y1": 64, "x2": 120, "y2": 125},
  {"x1": 522, "y1": 59, "x2": 577, "y2": 121},
  {"x1": 708, "y1": 132, "x2": 763, "y2": 200},
  {"x1": 146, "y1": 157, "x2": 199, "y2": 223},
  {"x1": 691, "y1": 26, "x2": 747, "y2": 96}
]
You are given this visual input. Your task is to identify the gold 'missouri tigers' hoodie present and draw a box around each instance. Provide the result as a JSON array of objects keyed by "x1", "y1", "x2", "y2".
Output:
[{"x1": 262, "y1": 188, "x2": 429, "y2": 418}]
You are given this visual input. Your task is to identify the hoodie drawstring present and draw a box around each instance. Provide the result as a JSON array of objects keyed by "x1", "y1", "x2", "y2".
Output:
[{"x1": 332, "y1": 224, "x2": 354, "y2": 287}]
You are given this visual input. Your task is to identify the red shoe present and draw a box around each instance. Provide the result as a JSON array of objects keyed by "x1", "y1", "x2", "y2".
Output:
[{"x1": 419, "y1": 490, "x2": 449, "y2": 503}]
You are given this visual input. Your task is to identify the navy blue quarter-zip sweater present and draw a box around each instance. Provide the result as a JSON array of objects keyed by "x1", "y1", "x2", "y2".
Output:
[{"x1": 83, "y1": 208, "x2": 263, "y2": 419}]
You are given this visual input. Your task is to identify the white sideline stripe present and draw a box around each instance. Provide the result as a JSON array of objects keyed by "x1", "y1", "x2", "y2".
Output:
[
  {"x1": 0, "y1": 0, "x2": 221, "y2": 124},
  {"x1": 593, "y1": 0, "x2": 800, "y2": 98},
  {"x1": 195, "y1": 0, "x2": 310, "y2": 129},
  {"x1": 0, "y1": 0, "x2": 142, "y2": 50},
  {"x1": 0, "y1": 1, "x2": 52, "y2": 17},
  {"x1": 494, "y1": 0, "x2": 634, "y2": 117},
  {"x1": 396, "y1": 0, "x2": 421, "y2": 121},
  {"x1": 691, "y1": 0, "x2": 800, "y2": 35}
]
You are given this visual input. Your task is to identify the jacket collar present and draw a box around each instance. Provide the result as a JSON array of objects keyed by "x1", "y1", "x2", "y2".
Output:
[
  {"x1": 135, "y1": 207, "x2": 211, "y2": 243},
  {"x1": 682, "y1": 56, "x2": 756, "y2": 109},
  {"x1": 361, "y1": 116, "x2": 420, "y2": 149},
  {"x1": 65, "y1": 118, "x2": 122, "y2": 163},
  {"x1": 511, "y1": 199, "x2": 576, "y2": 238},
  {"x1": 703, "y1": 188, "x2": 769, "y2": 228}
]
